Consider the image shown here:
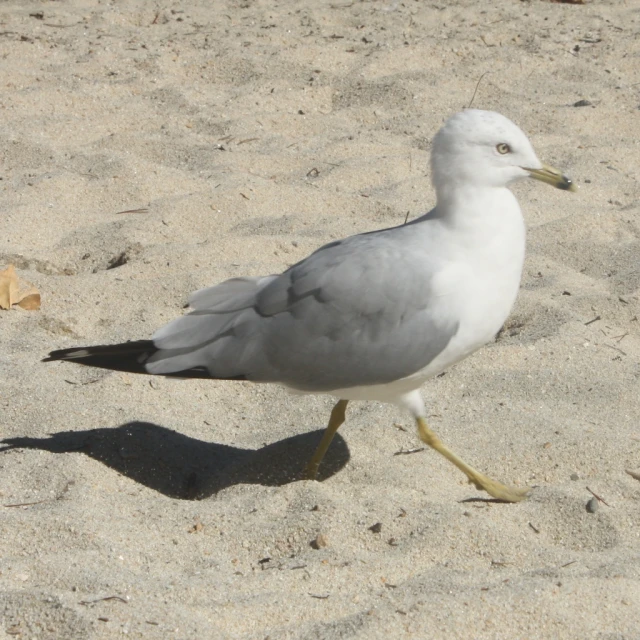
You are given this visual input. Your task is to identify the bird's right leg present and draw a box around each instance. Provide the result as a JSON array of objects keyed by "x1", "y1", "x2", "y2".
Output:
[{"x1": 305, "y1": 399, "x2": 348, "y2": 480}]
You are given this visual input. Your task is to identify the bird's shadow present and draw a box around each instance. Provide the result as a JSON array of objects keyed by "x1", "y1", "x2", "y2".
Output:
[{"x1": 0, "y1": 422, "x2": 350, "y2": 500}]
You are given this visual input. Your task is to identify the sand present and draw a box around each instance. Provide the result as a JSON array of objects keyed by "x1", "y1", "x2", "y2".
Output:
[{"x1": 1, "y1": 0, "x2": 639, "y2": 637}]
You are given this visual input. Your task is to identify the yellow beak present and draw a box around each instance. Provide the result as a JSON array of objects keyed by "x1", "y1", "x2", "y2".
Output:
[{"x1": 526, "y1": 164, "x2": 577, "y2": 192}]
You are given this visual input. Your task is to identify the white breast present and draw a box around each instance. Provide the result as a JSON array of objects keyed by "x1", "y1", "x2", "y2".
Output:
[
  {"x1": 327, "y1": 188, "x2": 526, "y2": 403},
  {"x1": 413, "y1": 187, "x2": 527, "y2": 380}
]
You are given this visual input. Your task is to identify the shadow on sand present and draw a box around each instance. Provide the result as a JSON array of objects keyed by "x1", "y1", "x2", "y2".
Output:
[{"x1": 0, "y1": 422, "x2": 350, "y2": 500}]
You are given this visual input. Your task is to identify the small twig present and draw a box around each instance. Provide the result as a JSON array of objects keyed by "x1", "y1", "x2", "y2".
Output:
[
  {"x1": 308, "y1": 593, "x2": 330, "y2": 599},
  {"x1": 468, "y1": 71, "x2": 490, "y2": 109},
  {"x1": 603, "y1": 343, "x2": 627, "y2": 356},
  {"x1": 4, "y1": 500, "x2": 48, "y2": 508},
  {"x1": 586, "y1": 486, "x2": 610, "y2": 507},
  {"x1": 4, "y1": 480, "x2": 76, "y2": 509},
  {"x1": 561, "y1": 560, "x2": 577, "y2": 568},
  {"x1": 57, "y1": 165, "x2": 97, "y2": 179},
  {"x1": 64, "y1": 377, "x2": 103, "y2": 386},
  {"x1": 528, "y1": 522, "x2": 540, "y2": 533},
  {"x1": 393, "y1": 447, "x2": 425, "y2": 456},
  {"x1": 79, "y1": 596, "x2": 128, "y2": 606},
  {"x1": 584, "y1": 315, "x2": 601, "y2": 326},
  {"x1": 114, "y1": 208, "x2": 149, "y2": 215},
  {"x1": 59, "y1": 480, "x2": 75, "y2": 496},
  {"x1": 237, "y1": 138, "x2": 259, "y2": 145},
  {"x1": 43, "y1": 22, "x2": 80, "y2": 28}
]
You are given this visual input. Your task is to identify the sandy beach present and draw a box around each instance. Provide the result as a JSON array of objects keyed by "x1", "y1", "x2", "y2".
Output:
[{"x1": 1, "y1": 0, "x2": 639, "y2": 637}]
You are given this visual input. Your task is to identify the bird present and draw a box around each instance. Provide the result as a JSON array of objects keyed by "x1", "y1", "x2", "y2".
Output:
[{"x1": 44, "y1": 109, "x2": 576, "y2": 502}]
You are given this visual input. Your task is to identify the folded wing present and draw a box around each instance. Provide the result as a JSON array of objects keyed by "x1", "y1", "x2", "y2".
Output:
[{"x1": 144, "y1": 228, "x2": 458, "y2": 392}]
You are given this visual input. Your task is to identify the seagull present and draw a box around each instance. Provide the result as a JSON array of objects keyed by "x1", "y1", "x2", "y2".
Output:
[{"x1": 45, "y1": 109, "x2": 576, "y2": 502}]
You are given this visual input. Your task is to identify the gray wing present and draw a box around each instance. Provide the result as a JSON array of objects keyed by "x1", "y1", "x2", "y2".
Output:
[{"x1": 147, "y1": 228, "x2": 458, "y2": 392}]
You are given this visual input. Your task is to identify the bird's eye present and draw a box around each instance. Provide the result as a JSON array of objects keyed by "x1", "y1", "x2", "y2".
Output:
[{"x1": 496, "y1": 143, "x2": 511, "y2": 155}]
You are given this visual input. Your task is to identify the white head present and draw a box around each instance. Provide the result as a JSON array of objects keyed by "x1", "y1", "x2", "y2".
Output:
[{"x1": 431, "y1": 109, "x2": 575, "y2": 194}]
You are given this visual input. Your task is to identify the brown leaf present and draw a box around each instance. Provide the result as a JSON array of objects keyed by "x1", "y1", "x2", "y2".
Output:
[
  {"x1": 17, "y1": 290, "x2": 41, "y2": 310},
  {"x1": 0, "y1": 265, "x2": 41, "y2": 311},
  {"x1": 0, "y1": 265, "x2": 19, "y2": 309}
]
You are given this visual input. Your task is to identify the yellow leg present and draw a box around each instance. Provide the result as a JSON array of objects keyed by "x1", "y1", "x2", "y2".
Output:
[
  {"x1": 305, "y1": 399, "x2": 348, "y2": 480},
  {"x1": 416, "y1": 417, "x2": 530, "y2": 502}
]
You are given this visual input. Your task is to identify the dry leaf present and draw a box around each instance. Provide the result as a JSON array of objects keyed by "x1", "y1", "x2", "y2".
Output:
[
  {"x1": 0, "y1": 265, "x2": 19, "y2": 309},
  {"x1": 17, "y1": 290, "x2": 41, "y2": 310},
  {"x1": 0, "y1": 265, "x2": 41, "y2": 311}
]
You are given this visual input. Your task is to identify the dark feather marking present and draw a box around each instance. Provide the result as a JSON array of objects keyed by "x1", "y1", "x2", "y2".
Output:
[{"x1": 43, "y1": 341, "x2": 247, "y2": 381}]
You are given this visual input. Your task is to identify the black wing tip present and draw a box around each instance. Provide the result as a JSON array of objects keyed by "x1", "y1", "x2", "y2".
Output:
[
  {"x1": 43, "y1": 348, "x2": 94, "y2": 362},
  {"x1": 42, "y1": 340, "x2": 158, "y2": 376},
  {"x1": 43, "y1": 340, "x2": 156, "y2": 363},
  {"x1": 43, "y1": 338, "x2": 255, "y2": 382},
  {"x1": 43, "y1": 340, "x2": 249, "y2": 381}
]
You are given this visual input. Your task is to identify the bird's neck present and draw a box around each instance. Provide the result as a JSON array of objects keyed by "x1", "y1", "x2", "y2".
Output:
[{"x1": 433, "y1": 185, "x2": 521, "y2": 229}]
